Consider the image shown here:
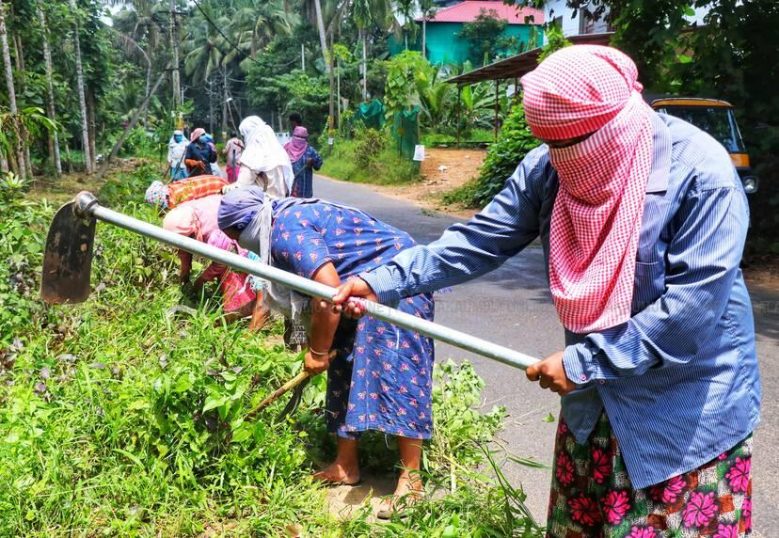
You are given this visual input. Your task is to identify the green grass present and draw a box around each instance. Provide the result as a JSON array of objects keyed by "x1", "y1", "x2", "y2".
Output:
[
  {"x1": 0, "y1": 164, "x2": 545, "y2": 536},
  {"x1": 420, "y1": 129, "x2": 495, "y2": 147},
  {"x1": 441, "y1": 179, "x2": 482, "y2": 209},
  {"x1": 320, "y1": 137, "x2": 421, "y2": 186}
]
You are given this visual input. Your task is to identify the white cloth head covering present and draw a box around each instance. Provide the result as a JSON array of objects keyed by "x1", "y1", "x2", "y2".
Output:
[
  {"x1": 238, "y1": 116, "x2": 294, "y2": 193},
  {"x1": 167, "y1": 131, "x2": 188, "y2": 164}
]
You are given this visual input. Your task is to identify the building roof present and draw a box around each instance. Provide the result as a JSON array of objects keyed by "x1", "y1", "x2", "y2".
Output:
[
  {"x1": 417, "y1": 1, "x2": 544, "y2": 25},
  {"x1": 446, "y1": 32, "x2": 614, "y2": 85}
]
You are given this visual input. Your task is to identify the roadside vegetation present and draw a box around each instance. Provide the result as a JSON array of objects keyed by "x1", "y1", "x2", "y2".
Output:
[{"x1": 0, "y1": 166, "x2": 544, "y2": 536}]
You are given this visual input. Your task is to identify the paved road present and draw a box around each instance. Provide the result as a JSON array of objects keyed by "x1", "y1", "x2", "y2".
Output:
[{"x1": 315, "y1": 175, "x2": 779, "y2": 533}]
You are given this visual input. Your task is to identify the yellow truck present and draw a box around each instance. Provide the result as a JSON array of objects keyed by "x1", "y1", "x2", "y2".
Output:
[{"x1": 650, "y1": 97, "x2": 758, "y2": 194}]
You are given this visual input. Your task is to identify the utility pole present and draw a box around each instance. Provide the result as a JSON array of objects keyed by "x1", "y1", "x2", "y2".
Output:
[
  {"x1": 169, "y1": 0, "x2": 181, "y2": 108},
  {"x1": 221, "y1": 67, "x2": 228, "y2": 140}
]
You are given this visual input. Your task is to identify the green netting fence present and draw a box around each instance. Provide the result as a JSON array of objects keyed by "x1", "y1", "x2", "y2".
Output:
[
  {"x1": 352, "y1": 99, "x2": 385, "y2": 130},
  {"x1": 391, "y1": 106, "x2": 420, "y2": 160}
]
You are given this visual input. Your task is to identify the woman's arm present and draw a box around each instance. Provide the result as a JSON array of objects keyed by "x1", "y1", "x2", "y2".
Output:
[
  {"x1": 309, "y1": 148, "x2": 323, "y2": 171},
  {"x1": 178, "y1": 250, "x2": 193, "y2": 283},
  {"x1": 305, "y1": 262, "x2": 342, "y2": 374},
  {"x1": 193, "y1": 262, "x2": 225, "y2": 291},
  {"x1": 352, "y1": 149, "x2": 549, "y2": 305},
  {"x1": 235, "y1": 164, "x2": 255, "y2": 186}
]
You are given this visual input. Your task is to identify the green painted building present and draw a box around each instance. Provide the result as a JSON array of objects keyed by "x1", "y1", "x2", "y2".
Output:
[{"x1": 390, "y1": 1, "x2": 545, "y2": 66}]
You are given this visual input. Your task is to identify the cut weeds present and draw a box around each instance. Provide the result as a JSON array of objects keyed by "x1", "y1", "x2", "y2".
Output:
[{"x1": 0, "y1": 165, "x2": 544, "y2": 536}]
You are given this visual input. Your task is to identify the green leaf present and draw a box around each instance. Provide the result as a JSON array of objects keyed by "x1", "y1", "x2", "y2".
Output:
[
  {"x1": 174, "y1": 372, "x2": 195, "y2": 393},
  {"x1": 231, "y1": 426, "x2": 252, "y2": 444},
  {"x1": 115, "y1": 448, "x2": 145, "y2": 469},
  {"x1": 127, "y1": 400, "x2": 148, "y2": 411},
  {"x1": 543, "y1": 412, "x2": 556, "y2": 423},
  {"x1": 203, "y1": 395, "x2": 229, "y2": 412}
]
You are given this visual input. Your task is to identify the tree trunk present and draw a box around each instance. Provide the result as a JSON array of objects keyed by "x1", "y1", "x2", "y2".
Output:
[
  {"x1": 100, "y1": 70, "x2": 166, "y2": 176},
  {"x1": 313, "y1": 0, "x2": 334, "y2": 128},
  {"x1": 169, "y1": 0, "x2": 181, "y2": 108},
  {"x1": 38, "y1": 3, "x2": 61, "y2": 176},
  {"x1": 0, "y1": 3, "x2": 25, "y2": 179},
  {"x1": 422, "y1": 18, "x2": 427, "y2": 59},
  {"x1": 361, "y1": 30, "x2": 367, "y2": 101},
  {"x1": 329, "y1": 31, "x2": 336, "y2": 128},
  {"x1": 208, "y1": 76, "x2": 214, "y2": 136},
  {"x1": 12, "y1": 32, "x2": 23, "y2": 72},
  {"x1": 11, "y1": 8, "x2": 31, "y2": 179},
  {"x1": 24, "y1": 142, "x2": 32, "y2": 179},
  {"x1": 336, "y1": 57, "x2": 341, "y2": 129},
  {"x1": 87, "y1": 87, "x2": 97, "y2": 167},
  {"x1": 70, "y1": 0, "x2": 92, "y2": 173}
]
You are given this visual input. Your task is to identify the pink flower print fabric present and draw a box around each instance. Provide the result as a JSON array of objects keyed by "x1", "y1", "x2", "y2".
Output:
[{"x1": 546, "y1": 412, "x2": 753, "y2": 537}]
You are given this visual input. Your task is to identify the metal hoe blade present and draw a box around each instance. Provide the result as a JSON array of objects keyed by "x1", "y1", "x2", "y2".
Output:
[
  {"x1": 40, "y1": 194, "x2": 99, "y2": 304},
  {"x1": 276, "y1": 374, "x2": 310, "y2": 421}
]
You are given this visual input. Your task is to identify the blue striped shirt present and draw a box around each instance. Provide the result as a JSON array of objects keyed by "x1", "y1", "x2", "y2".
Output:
[{"x1": 362, "y1": 113, "x2": 761, "y2": 489}]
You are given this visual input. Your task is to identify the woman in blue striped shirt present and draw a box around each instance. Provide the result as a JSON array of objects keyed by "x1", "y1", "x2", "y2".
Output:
[{"x1": 335, "y1": 46, "x2": 760, "y2": 536}]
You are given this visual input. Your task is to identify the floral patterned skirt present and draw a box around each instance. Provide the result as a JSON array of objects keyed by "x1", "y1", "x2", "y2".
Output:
[
  {"x1": 325, "y1": 294, "x2": 435, "y2": 440},
  {"x1": 547, "y1": 413, "x2": 752, "y2": 538}
]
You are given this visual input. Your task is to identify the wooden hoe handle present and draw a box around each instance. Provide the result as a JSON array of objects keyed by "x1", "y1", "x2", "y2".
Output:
[{"x1": 246, "y1": 370, "x2": 311, "y2": 419}]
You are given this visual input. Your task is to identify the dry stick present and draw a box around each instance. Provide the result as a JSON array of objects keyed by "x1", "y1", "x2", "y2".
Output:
[{"x1": 98, "y1": 69, "x2": 167, "y2": 178}]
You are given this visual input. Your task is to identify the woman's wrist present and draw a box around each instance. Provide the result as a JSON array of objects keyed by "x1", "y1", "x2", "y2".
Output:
[{"x1": 308, "y1": 346, "x2": 330, "y2": 358}]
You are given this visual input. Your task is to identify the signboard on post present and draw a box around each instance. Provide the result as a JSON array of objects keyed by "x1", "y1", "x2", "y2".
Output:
[{"x1": 413, "y1": 144, "x2": 425, "y2": 162}]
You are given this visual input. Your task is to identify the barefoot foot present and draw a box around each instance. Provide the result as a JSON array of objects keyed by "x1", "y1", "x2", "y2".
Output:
[{"x1": 312, "y1": 462, "x2": 361, "y2": 486}]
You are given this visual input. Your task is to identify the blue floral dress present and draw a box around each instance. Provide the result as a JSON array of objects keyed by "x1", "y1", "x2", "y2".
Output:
[
  {"x1": 271, "y1": 202, "x2": 435, "y2": 440},
  {"x1": 289, "y1": 146, "x2": 323, "y2": 198}
]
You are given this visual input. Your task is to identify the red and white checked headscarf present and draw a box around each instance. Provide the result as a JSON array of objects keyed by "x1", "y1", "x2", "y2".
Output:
[{"x1": 521, "y1": 45, "x2": 654, "y2": 333}]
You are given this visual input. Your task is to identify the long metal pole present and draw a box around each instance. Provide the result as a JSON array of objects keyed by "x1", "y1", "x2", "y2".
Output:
[{"x1": 79, "y1": 194, "x2": 538, "y2": 371}]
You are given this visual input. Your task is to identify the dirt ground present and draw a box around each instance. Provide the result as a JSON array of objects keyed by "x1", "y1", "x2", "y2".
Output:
[
  {"x1": 29, "y1": 158, "x2": 149, "y2": 204},
  {"x1": 368, "y1": 147, "x2": 486, "y2": 219}
]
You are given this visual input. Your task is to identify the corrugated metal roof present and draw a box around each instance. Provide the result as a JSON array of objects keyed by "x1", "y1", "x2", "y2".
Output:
[
  {"x1": 416, "y1": 1, "x2": 544, "y2": 25},
  {"x1": 446, "y1": 33, "x2": 615, "y2": 85}
]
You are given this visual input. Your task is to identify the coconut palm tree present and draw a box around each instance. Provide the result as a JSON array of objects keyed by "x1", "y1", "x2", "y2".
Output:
[
  {"x1": 183, "y1": 10, "x2": 228, "y2": 85},
  {"x1": 419, "y1": 0, "x2": 436, "y2": 60},
  {"x1": 351, "y1": 0, "x2": 390, "y2": 101},
  {"x1": 230, "y1": 0, "x2": 294, "y2": 60}
]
